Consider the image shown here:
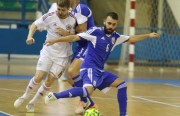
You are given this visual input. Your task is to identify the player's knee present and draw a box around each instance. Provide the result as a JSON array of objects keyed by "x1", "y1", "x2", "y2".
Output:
[
  {"x1": 44, "y1": 75, "x2": 56, "y2": 87},
  {"x1": 110, "y1": 77, "x2": 125, "y2": 87},
  {"x1": 85, "y1": 86, "x2": 94, "y2": 95},
  {"x1": 33, "y1": 75, "x2": 43, "y2": 83}
]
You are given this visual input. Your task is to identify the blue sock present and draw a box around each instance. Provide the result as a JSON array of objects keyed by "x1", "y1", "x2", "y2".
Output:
[
  {"x1": 117, "y1": 82, "x2": 127, "y2": 116},
  {"x1": 72, "y1": 75, "x2": 87, "y2": 103},
  {"x1": 53, "y1": 87, "x2": 94, "y2": 106},
  {"x1": 54, "y1": 87, "x2": 87, "y2": 99}
]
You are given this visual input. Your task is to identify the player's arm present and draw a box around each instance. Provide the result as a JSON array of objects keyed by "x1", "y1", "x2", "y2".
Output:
[
  {"x1": 128, "y1": 32, "x2": 160, "y2": 42},
  {"x1": 55, "y1": 27, "x2": 73, "y2": 36},
  {"x1": 45, "y1": 35, "x2": 81, "y2": 46},
  {"x1": 75, "y1": 23, "x2": 87, "y2": 33},
  {"x1": 26, "y1": 22, "x2": 38, "y2": 45}
]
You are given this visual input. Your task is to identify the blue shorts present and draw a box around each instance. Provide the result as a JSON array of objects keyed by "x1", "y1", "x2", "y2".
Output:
[
  {"x1": 72, "y1": 46, "x2": 87, "y2": 61},
  {"x1": 80, "y1": 68, "x2": 119, "y2": 90}
]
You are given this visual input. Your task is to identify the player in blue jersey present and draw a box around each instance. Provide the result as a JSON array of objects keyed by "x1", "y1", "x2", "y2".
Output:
[{"x1": 44, "y1": 12, "x2": 160, "y2": 116}]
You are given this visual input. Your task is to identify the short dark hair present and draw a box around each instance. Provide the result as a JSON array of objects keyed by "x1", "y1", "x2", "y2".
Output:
[
  {"x1": 57, "y1": 0, "x2": 70, "y2": 8},
  {"x1": 106, "y1": 12, "x2": 119, "y2": 20}
]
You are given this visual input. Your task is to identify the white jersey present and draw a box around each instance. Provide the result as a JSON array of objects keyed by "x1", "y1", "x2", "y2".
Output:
[{"x1": 34, "y1": 11, "x2": 77, "y2": 57}]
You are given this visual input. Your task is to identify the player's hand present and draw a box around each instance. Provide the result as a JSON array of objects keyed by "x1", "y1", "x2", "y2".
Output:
[
  {"x1": 55, "y1": 28, "x2": 69, "y2": 36},
  {"x1": 149, "y1": 32, "x2": 160, "y2": 38},
  {"x1": 26, "y1": 37, "x2": 35, "y2": 45},
  {"x1": 44, "y1": 40, "x2": 55, "y2": 46}
]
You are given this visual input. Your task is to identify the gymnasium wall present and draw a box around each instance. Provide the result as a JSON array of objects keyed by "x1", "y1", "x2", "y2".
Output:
[{"x1": 0, "y1": 28, "x2": 122, "y2": 63}]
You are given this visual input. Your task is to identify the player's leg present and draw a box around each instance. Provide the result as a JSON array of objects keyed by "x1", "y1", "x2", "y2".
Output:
[
  {"x1": 68, "y1": 58, "x2": 82, "y2": 86},
  {"x1": 98, "y1": 71, "x2": 127, "y2": 116},
  {"x1": 45, "y1": 68, "x2": 97, "y2": 113},
  {"x1": 26, "y1": 58, "x2": 67, "y2": 112},
  {"x1": 14, "y1": 53, "x2": 50, "y2": 108}
]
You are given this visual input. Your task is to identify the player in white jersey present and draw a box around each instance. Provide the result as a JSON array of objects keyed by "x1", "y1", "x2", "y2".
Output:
[
  {"x1": 14, "y1": 0, "x2": 77, "y2": 112},
  {"x1": 44, "y1": 12, "x2": 160, "y2": 116},
  {"x1": 48, "y1": 1, "x2": 96, "y2": 114}
]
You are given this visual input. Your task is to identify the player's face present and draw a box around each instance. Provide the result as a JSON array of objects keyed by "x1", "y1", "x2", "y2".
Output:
[
  {"x1": 57, "y1": 6, "x2": 69, "y2": 19},
  {"x1": 104, "y1": 16, "x2": 118, "y2": 34}
]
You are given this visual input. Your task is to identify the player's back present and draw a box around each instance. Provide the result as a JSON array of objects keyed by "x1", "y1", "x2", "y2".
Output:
[
  {"x1": 73, "y1": 3, "x2": 95, "y2": 48},
  {"x1": 73, "y1": 3, "x2": 94, "y2": 29}
]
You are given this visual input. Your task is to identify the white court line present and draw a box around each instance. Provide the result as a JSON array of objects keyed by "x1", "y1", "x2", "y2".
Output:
[
  {"x1": 132, "y1": 96, "x2": 180, "y2": 98},
  {"x1": 0, "y1": 88, "x2": 36, "y2": 94},
  {"x1": 132, "y1": 96, "x2": 180, "y2": 108},
  {"x1": 164, "y1": 83, "x2": 180, "y2": 87},
  {"x1": 0, "y1": 111, "x2": 13, "y2": 116}
]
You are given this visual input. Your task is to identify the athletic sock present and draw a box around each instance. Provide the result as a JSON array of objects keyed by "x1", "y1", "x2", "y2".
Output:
[
  {"x1": 117, "y1": 82, "x2": 127, "y2": 116},
  {"x1": 22, "y1": 77, "x2": 39, "y2": 99},
  {"x1": 72, "y1": 75, "x2": 87, "y2": 103},
  {"x1": 29, "y1": 83, "x2": 51, "y2": 104}
]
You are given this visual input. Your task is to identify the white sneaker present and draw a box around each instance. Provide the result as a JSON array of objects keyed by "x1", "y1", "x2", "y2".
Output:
[
  {"x1": 14, "y1": 97, "x2": 25, "y2": 108},
  {"x1": 26, "y1": 104, "x2": 34, "y2": 113},
  {"x1": 44, "y1": 92, "x2": 57, "y2": 104}
]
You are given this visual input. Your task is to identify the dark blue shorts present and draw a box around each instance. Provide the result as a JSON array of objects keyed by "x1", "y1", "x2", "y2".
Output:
[
  {"x1": 72, "y1": 46, "x2": 87, "y2": 61},
  {"x1": 80, "y1": 68, "x2": 119, "y2": 90}
]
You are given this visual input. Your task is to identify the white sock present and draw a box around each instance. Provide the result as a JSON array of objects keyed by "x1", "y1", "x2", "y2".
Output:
[
  {"x1": 29, "y1": 83, "x2": 51, "y2": 104},
  {"x1": 22, "y1": 77, "x2": 39, "y2": 99}
]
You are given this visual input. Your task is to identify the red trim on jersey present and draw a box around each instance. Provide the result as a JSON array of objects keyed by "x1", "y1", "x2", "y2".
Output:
[{"x1": 42, "y1": 12, "x2": 56, "y2": 21}]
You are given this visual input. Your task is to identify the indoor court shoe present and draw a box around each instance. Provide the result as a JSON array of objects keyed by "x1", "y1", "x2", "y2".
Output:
[
  {"x1": 44, "y1": 92, "x2": 57, "y2": 104},
  {"x1": 74, "y1": 101, "x2": 85, "y2": 114},
  {"x1": 14, "y1": 97, "x2": 25, "y2": 108},
  {"x1": 75, "y1": 99, "x2": 98, "y2": 114},
  {"x1": 26, "y1": 104, "x2": 34, "y2": 113}
]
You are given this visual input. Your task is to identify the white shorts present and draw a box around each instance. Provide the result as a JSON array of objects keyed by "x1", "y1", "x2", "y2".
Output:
[{"x1": 36, "y1": 51, "x2": 69, "y2": 78}]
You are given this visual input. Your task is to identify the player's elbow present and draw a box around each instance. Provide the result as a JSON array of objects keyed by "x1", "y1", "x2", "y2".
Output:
[{"x1": 72, "y1": 35, "x2": 80, "y2": 42}]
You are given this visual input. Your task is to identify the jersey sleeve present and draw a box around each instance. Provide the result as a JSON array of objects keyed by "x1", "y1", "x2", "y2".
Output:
[
  {"x1": 77, "y1": 28, "x2": 97, "y2": 41},
  {"x1": 75, "y1": 5, "x2": 92, "y2": 24},
  {"x1": 34, "y1": 15, "x2": 46, "y2": 28},
  {"x1": 114, "y1": 35, "x2": 130, "y2": 46}
]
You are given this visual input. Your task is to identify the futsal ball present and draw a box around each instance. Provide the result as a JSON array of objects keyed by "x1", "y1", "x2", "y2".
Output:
[{"x1": 84, "y1": 108, "x2": 100, "y2": 116}]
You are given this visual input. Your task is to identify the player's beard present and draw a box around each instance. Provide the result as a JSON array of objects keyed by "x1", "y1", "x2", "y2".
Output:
[{"x1": 104, "y1": 25, "x2": 114, "y2": 34}]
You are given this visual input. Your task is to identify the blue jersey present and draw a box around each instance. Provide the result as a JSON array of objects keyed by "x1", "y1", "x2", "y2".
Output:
[
  {"x1": 72, "y1": 3, "x2": 95, "y2": 47},
  {"x1": 78, "y1": 27, "x2": 129, "y2": 70}
]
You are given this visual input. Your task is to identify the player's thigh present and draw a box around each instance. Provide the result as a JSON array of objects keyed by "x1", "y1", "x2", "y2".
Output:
[
  {"x1": 97, "y1": 71, "x2": 119, "y2": 90},
  {"x1": 34, "y1": 53, "x2": 52, "y2": 82},
  {"x1": 36, "y1": 52, "x2": 53, "y2": 73},
  {"x1": 50, "y1": 57, "x2": 68, "y2": 78}
]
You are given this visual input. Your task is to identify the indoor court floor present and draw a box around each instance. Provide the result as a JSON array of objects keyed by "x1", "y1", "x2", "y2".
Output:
[{"x1": 0, "y1": 59, "x2": 180, "y2": 116}]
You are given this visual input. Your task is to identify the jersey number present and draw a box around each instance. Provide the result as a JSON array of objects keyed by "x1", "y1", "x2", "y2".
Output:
[{"x1": 106, "y1": 44, "x2": 110, "y2": 52}]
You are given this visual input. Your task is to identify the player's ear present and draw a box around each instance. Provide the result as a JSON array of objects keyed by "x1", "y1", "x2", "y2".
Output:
[{"x1": 103, "y1": 20, "x2": 106, "y2": 25}]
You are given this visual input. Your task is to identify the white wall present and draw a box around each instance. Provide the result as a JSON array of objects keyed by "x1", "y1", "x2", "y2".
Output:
[{"x1": 167, "y1": 0, "x2": 180, "y2": 27}]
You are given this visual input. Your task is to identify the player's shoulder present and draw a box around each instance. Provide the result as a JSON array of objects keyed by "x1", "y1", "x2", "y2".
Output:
[
  {"x1": 88, "y1": 26, "x2": 101, "y2": 31},
  {"x1": 76, "y1": 3, "x2": 91, "y2": 12},
  {"x1": 42, "y1": 11, "x2": 56, "y2": 21}
]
